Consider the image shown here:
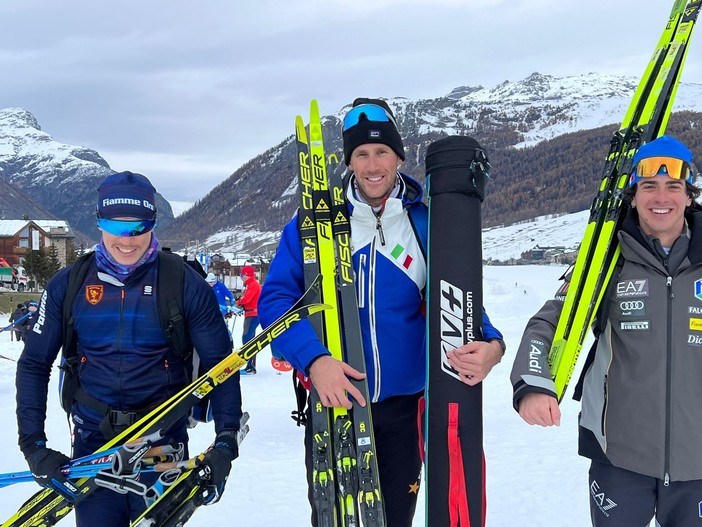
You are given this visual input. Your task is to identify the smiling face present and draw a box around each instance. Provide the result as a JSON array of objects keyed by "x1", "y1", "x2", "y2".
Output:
[
  {"x1": 348, "y1": 143, "x2": 401, "y2": 208},
  {"x1": 100, "y1": 219, "x2": 152, "y2": 265},
  {"x1": 631, "y1": 176, "x2": 692, "y2": 247}
]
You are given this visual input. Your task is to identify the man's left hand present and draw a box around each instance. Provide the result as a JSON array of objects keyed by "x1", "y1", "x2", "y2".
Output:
[{"x1": 446, "y1": 340, "x2": 504, "y2": 386}]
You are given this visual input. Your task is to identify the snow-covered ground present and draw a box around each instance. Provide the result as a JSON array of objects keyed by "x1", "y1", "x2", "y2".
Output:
[{"x1": 0, "y1": 264, "x2": 600, "y2": 526}]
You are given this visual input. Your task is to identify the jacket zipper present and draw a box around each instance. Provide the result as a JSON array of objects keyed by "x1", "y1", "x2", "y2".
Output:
[
  {"x1": 117, "y1": 288, "x2": 125, "y2": 408},
  {"x1": 375, "y1": 214, "x2": 386, "y2": 246},
  {"x1": 369, "y1": 235, "x2": 381, "y2": 402},
  {"x1": 664, "y1": 275, "x2": 673, "y2": 486},
  {"x1": 358, "y1": 254, "x2": 366, "y2": 309}
]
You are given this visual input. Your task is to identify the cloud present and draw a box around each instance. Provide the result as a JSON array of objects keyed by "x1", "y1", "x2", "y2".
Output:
[{"x1": 1, "y1": 0, "x2": 700, "y2": 202}]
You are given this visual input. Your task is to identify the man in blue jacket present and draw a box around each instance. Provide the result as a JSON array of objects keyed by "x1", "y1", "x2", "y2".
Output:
[
  {"x1": 15, "y1": 172, "x2": 243, "y2": 527},
  {"x1": 206, "y1": 272, "x2": 236, "y2": 318},
  {"x1": 259, "y1": 98, "x2": 504, "y2": 526}
]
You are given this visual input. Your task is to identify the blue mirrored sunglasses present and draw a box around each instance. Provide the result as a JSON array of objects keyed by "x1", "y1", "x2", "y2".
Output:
[
  {"x1": 97, "y1": 218, "x2": 156, "y2": 237},
  {"x1": 342, "y1": 104, "x2": 397, "y2": 132}
]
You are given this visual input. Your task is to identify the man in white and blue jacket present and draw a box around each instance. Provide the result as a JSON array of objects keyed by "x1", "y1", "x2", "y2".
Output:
[
  {"x1": 259, "y1": 98, "x2": 504, "y2": 527},
  {"x1": 15, "y1": 172, "x2": 243, "y2": 527}
]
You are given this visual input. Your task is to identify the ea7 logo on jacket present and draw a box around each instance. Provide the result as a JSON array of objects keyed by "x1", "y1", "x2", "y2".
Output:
[
  {"x1": 85, "y1": 285, "x2": 104, "y2": 305},
  {"x1": 439, "y1": 279, "x2": 475, "y2": 381},
  {"x1": 616, "y1": 279, "x2": 648, "y2": 298}
]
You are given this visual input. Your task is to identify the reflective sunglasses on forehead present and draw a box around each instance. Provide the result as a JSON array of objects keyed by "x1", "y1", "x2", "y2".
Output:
[
  {"x1": 97, "y1": 218, "x2": 156, "y2": 237},
  {"x1": 632, "y1": 156, "x2": 693, "y2": 185},
  {"x1": 342, "y1": 104, "x2": 398, "y2": 132}
]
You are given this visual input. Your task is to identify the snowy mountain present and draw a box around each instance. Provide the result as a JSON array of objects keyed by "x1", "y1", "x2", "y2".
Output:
[
  {"x1": 2, "y1": 72, "x2": 702, "y2": 250},
  {"x1": 0, "y1": 108, "x2": 176, "y2": 242},
  {"x1": 163, "y1": 72, "x2": 702, "y2": 252}
]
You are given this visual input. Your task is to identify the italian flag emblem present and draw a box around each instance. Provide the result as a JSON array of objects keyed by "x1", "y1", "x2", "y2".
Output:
[{"x1": 391, "y1": 243, "x2": 414, "y2": 269}]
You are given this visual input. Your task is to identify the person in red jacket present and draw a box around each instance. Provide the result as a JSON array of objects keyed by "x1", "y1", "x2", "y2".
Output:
[{"x1": 235, "y1": 265, "x2": 261, "y2": 374}]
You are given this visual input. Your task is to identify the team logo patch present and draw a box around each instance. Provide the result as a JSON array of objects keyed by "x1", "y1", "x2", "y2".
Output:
[
  {"x1": 616, "y1": 279, "x2": 648, "y2": 298},
  {"x1": 85, "y1": 285, "x2": 103, "y2": 305},
  {"x1": 143, "y1": 285, "x2": 153, "y2": 296},
  {"x1": 620, "y1": 321, "x2": 649, "y2": 331},
  {"x1": 695, "y1": 279, "x2": 702, "y2": 302}
]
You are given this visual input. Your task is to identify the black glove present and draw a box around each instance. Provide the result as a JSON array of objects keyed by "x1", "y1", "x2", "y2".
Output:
[
  {"x1": 24, "y1": 440, "x2": 80, "y2": 502},
  {"x1": 199, "y1": 431, "x2": 239, "y2": 505}
]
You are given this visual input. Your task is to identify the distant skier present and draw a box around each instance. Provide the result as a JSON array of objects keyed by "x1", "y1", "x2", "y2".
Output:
[
  {"x1": 511, "y1": 136, "x2": 702, "y2": 526},
  {"x1": 8, "y1": 303, "x2": 26, "y2": 341},
  {"x1": 206, "y1": 272, "x2": 236, "y2": 318},
  {"x1": 235, "y1": 265, "x2": 261, "y2": 374}
]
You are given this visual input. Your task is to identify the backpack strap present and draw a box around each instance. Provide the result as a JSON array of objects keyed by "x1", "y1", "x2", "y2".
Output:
[
  {"x1": 59, "y1": 253, "x2": 96, "y2": 414},
  {"x1": 156, "y1": 251, "x2": 192, "y2": 359},
  {"x1": 407, "y1": 203, "x2": 428, "y2": 261}
]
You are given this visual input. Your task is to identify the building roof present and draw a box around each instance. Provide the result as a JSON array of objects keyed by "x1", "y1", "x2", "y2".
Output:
[{"x1": 0, "y1": 219, "x2": 71, "y2": 237}]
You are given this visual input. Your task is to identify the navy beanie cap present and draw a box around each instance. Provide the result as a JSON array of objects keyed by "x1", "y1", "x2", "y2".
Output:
[
  {"x1": 97, "y1": 171, "x2": 157, "y2": 220},
  {"x1": 342, "y1": 98, "x2": 405, "y2": 165}
]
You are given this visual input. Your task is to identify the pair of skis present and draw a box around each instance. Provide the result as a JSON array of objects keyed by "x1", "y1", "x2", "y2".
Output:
[
  {"x1": 548, "y1": 0, "x2": 702, "y2": 401},
  {"x1": 2, "y1": 282, "x2": 326, "y2": 527},
  {"x1": 296, "y1": 100, "x2": 385, "y2": 527}
]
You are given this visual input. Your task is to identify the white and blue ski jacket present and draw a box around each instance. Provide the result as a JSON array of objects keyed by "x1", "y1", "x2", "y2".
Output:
[{"x1": 259, "y1": 172, "x2": 502, "y2": 402}]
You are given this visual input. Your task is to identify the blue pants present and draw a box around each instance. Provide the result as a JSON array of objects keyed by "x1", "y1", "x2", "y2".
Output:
[{"x1": 242, "y1": 316, "x2": 260, "y2": 369}]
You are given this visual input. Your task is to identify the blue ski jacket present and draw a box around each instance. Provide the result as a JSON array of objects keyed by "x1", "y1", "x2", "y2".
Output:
[
  {"x1": 211, "y1": 281, "x2": 236, "y2": 316},
  {"x1": 259, "y1": 172, "x2": 502, "y2": 402},
  {"x1": 16, "y1": 255, "x2": 243, "y2": 446}
]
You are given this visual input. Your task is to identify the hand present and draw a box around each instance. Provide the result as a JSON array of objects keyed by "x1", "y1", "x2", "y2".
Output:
[
  {"x1": 446, "y1": 340, "x2": 503, "y2": 386},
  {"x1": 25, "y1": 444, "x2": 80, "y2": 502},
  {"x1": 518, "y1": 392, "x2": 561, "y2": 427},
  {"x1": 199, "y1": 431, "x2": 239, "y2": 504},
  {"x1": 308, "y1": 355, "x2": 366, "y2": 409}
]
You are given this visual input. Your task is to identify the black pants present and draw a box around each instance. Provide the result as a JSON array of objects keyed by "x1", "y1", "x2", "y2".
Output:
[
  {"x1": 305, "y1": 392, "x2": 423, "y2": 527},
  {"x1": 589, "y1": 460, "x2": 702, "y2": 526}
]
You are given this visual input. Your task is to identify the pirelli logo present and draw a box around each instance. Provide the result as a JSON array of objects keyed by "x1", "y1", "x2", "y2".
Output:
[
  {"x1": 690, "y1": 318, "x2": 702, "y2": 332},
  {"x1": 620, "y1": 321, "x2": 650, "y2": 331}
]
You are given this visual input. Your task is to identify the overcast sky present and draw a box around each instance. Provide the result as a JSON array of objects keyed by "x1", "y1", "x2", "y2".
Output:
[{"x1": 2, "y1": 0, "x2": 701, "y2": 202}]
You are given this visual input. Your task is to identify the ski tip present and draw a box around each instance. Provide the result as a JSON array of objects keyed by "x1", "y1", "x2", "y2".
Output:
[{"x1": 295, "y1": 115, "x2": 308, "y2": 142}]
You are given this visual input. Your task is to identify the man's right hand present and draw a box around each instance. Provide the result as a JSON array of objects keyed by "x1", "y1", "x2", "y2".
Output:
[
  {"x1": 518, "y1": 392, "x2": 561, "y2": 427},
  {"x1": 25, "y1": 444, "x2": 80, "y2": 502},
  {"x1": 308, "y1": 355, "x2": 367, "y2": 409}
]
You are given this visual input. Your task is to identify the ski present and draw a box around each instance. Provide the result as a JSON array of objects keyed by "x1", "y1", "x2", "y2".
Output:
[
  {"x1": 547, "y1": 0, "x2": 702, "y2": 400},
  {"x1": 3, "y1": 282, "x2": 326, "y2": 527},
  {"x1": 296, "y1": 113, "x2": 339, "y2": 527},
  {"x1": 308, "y1": 100, "x2": 361, "y2": 527},
  {"x1": 296, "y1": 100, "x2": 386, "y2": 526},
  {"x1": 326, "y1": 138, "x2": 385, "y2": 526}
]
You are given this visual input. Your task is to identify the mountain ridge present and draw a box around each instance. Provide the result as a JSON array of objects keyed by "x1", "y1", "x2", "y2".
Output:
[{"x1": 2, "y1": 72, "x2": 702, "y2": 252}]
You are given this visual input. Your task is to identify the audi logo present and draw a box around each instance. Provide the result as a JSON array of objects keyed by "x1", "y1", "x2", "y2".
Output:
[{"x1": 620, "y1": 301, "x2": 644, "y2": 310}]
